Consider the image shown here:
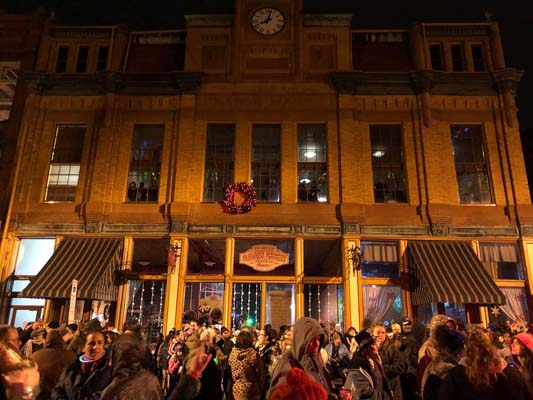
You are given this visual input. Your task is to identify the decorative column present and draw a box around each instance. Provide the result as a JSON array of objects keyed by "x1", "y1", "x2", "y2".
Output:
[
  {"x1": 410, "y1": 70, "x2": 437, "y2": 128},
  {"x1": 295, "y1": 237, "x2": 305, "y2": 319},
  {"x1": 115, "y1": 236, "x2": 133, "y2": 331},
  {"x1": 166, "y1": 237, "x2": 184, "y2": 332},
  {"x1": 344, "y1": 237, "x2": 361, "y2": 330}
]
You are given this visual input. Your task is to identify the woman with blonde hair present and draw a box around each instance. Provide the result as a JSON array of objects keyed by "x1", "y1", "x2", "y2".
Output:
[{"x1": 438, "y1": 330, "x2": 529, "y2": 400}]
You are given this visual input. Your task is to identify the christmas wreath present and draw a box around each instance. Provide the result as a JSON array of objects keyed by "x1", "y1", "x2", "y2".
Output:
[{"x1": 222, "y1": 182, "x2": 257, "y2": 214}]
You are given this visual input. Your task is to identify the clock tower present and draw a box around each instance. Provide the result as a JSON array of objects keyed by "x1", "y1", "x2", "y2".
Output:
[{"x1": 231, "y1": 0, "x2": 303, "y2": 79}]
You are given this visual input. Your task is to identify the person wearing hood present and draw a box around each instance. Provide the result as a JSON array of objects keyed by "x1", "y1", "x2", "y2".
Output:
[
  {"x1": 100, "y1": 333, "x2": 163, "y2": 400},
  {"x1": 343, "y1": 330, "x2": 393, "y2": 400},
  {"x1": 269, "y1": 317, "x2": 341, "y2": 400},
  {"x1": 420, "y1": 325, "x2": 464, "y2": 400},
  {"x1": 229, "y1": 330, "x2": 265, "y2": 400}
]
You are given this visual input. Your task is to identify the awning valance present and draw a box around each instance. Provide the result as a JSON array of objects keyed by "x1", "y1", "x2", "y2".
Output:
[
  {"x1": 23, "y1": 238, "x2": 123, "y2": 302},
  {"x1": 409, "y1": 241, "x2": 506, "y2": 305}
]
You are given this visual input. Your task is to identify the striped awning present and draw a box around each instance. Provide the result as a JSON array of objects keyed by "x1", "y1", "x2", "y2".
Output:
[
  {"x1": 23, "y1": 238, "x2": 123, "y2": 302},
  {"x1": 409, "y1": 241, "x2": 506, "y2": 305}
]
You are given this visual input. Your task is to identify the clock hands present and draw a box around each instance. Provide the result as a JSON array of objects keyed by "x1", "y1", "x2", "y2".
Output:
[{"x1": 253, "y1": 9, "x2": 274, "y2": 27}]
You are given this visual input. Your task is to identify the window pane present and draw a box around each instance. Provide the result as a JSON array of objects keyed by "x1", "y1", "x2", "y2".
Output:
[
  {"x1": 11, "y1": 298, "x2": 46, "y2": 306},
  {"x1": 56, "y1": 46, "x2": 68, "y2": 73},
  {"x1": 252, "y1": 124, "x2": 280, "y2": 202},
  {"x1": 361, "y1": 241, "x2": 399, "y2": 278},
  {"x1": 11, "y1": 280, "x2": 30, "y2": 292},
  {"x1": 76, "y1": 46, "x2": 89, "y2": 73},
  {"x1": 131, "y1": 238, "x2": 170, "y2": 274},
  {"x1": 0, "y1": 62, "x2": 20, "y2": 122},
  {"x1": 450, "y1": 44, "x2": 464, "y2": 72},
  {"x1": 304, "y1": 284, "x2": 344, "y2": 331},
  {"x1": 362, "y1": 284, "x2": 402, "y2": 326},
  {"x1": 297, "y1": 124, "x2": 327, "y2": 203},
  {"x1": 370, "y1": 125, "x2": 407, "y2": 203},
  {"x1": 126, "y1": 280, "x2": 166, "y2": 341},
  {"x1": 232, "y1": 283, "x2": 261, "y2": 330},
  {"x1": 127, "y1": 125, "x2": 163, "y2": 202},
  {"x1": 45, "y1": 125, "x2": 86, "y2": 202},
  {"x1": 14, "y1": 238, "x2": 55, "y2": 275},
  {"x1": 187, "y1": 239, "x2": 225, "y2": 275},
  {"x1": 429, "y1": 43, "x2": 442, "y2": 70},
  {"x1": 471, "y1": 44, "x2": 485, "y2": 72},
  {"x1": 234, "y1": 239, "x2": 294, "y2": 276},
  {"x1": 96, "y1": 46, "x2": 109, "y2": 71},
  {"x1": 303, "y1": 239, "x2": 341, "y2": 277},
  {"x1": 451, "y1": 125, "x2": 492, "y2": 204},
  {"x1": 266, "y1": 284, "x2": 295, "y2": 330},
  {"x1": 203, "y1": 124, "x2": 235, "y2": 202},
  {"x1": 491, "y1": 287, "x2": 529, "y2": 325},
  {"x1": 184, "y1": 282, "x2": 225, "y2": 326}
]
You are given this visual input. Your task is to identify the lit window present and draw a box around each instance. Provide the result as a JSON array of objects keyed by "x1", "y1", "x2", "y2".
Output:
[
  {"x1": 45, "y1": 125, "x2": 86, "y2": 202},
  {"x1": 252, "y1": 124, "x2": 280, "y2": 202},
  {"x1": 203, "y1": 124, "x2": 235, "y2": 202},
  {"x1": 297, "y1": 124, "x2": 328, "y2": 203}
]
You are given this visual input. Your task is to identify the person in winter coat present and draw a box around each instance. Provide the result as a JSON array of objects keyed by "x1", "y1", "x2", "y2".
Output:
[
  {"x1": 438, "y1": 330, "x2": 530, "y2": 400},
  {"x1": 506, "y1": 332, "x2": 533, "y2": 398},
  {"x1": 100, "y1": 333, "x2": 163, "y2": 400},
  {"x1": 372, "y1": 323, "x2": 406, "y2": 400},
  {"x1": 343, "y1": 327, "x2": 358, "y2": 359},
  {"x1": 269, "y1": 317, "x2": 342, "y2": 400},
  {"x1": 30, "y1": 329, "x2": 76, "y2": 400},
  {"x1": 417, "y1": 315, "x2": 455, "y2": 382},
  {"x1": 22, "y1": 329, "x2": 45, "y2": 358},
  {"x1": 343, "y1": 330, "x2": 392, "y2": 400},
  {"x1": 52, "y1": 330, "x2": 111, "y2": 400},
  {"x1": 420, "y1": 325, "x2": 464, "y2": 400},
  {"x1": 229, "y1": 330, "x2": 265, "y2": 400}
]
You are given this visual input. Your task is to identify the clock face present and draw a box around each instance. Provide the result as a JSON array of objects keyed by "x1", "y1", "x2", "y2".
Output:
[{"x1": 251, "y1": 7, "x2": 285, "y2": 35}]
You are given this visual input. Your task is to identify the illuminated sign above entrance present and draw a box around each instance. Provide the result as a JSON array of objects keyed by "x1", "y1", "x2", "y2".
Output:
[{"x1": 239, "y1": 245, "x2": 289, "y2": 272}]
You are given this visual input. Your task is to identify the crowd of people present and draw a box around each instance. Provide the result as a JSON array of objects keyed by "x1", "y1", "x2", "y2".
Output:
[{"x1": 0, "y1": 314, "x2": 531, "y2": 400}]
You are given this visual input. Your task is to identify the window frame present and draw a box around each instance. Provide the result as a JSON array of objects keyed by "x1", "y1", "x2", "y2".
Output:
[
  {"x1": 75, "y1": 44, "x2": 90, "y2": 73},
  {"x1": 202, "y1": 124, "x2": 235, "y2": 202},
  {"x1": 55, "y1": 45, "x2": 69, "y2": 73},
  {"x1": 297, "y1": 123, "x2": 329, "y2": 204},
  {"x1": 251, "y1": 124, "x2": 281, "y2": 203}
]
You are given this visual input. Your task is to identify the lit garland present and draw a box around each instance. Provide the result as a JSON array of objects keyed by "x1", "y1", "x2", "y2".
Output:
[{"x1": 222, "y1": 182, "x2": 257, "y2": 214}]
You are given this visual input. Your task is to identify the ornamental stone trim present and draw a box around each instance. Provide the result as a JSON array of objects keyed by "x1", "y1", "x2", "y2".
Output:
[
  {"x1": 102, "y1": 224, "x2": 168, "y2": 233},
  {"x1": 360, "y1": 225, "x2": 430, "y2": 236},
  {"x1": 343, "y1": 223, "x2": 360, "y2": 234},
  {"x1": 170, "y1": 222, "x2": 188, "y2": 233},
  {"x1": 521, "y1": 225, "x2": 533, "y2": 236},
  {"x1": 184, "y1": 14, "x2": 233, "y2": 27},
  {"x1": 303, "y1": 14, "x2": 353, "y2": 27},
  {"x1": 492, "y1": 68, "x2": 524, "y2": 95},
  {"x1": 188, "y1": 225, "x2": 225, "y2": 234},
  {"x1": 303, "y1": 225, "x2": 342, "y2": 235},
  {"x1": 235, "y1": 225, "x2": 293, "y2": 235},
  {"x1": 449, "y1": 226, "x2": 519, "y2": 237},
  {"x1": 15, "y1": 223, "x2": 85, "y2": 233},
  {"x1": 430, "y1": 224, "x2": 449, "y2": 237}
]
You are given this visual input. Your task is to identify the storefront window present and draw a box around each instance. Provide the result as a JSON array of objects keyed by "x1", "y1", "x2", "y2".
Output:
[
  {"x1": 489, "y1": 287, "x2": 529, "y2": 326},
  {"x1": 187, "y1": 239, "x2": 225, "y2": 275},
  {"x1": 479, "y1": 242, "x2": 523, "y2": 280},
  {"x1": 417, "y1": 302, "x2": 466, "y2": 328},
  {"x1": 361, "y1": 241, "x2": 399, "y2": 278},
  {"x1": 304, "y1": 239, "x2": 341, "y2": 277},
  {"x1": 132, "y1": 238, "x2": 169, "y2": 274},
  {"x1": 265, "y1": 284, "x2": 295, "y2": 330},
  {"x1": 304, "y1": 284, "x2": 344, "y2": 330},
  {"x1": 126, "y1": 280, "x2": 166, "y2": 340},
  {"x1": 232, "y1": 283, "x2": 261, "y2": 330},
  {"x1": 362, "y1": 284, "x2": 402, "y2": 326},
  {"x1": 234, "y1": 239, "x2": 294, "y2": 276},
  {"x1": 183, "y1": 282, "x2": 224, "y2": 327}
]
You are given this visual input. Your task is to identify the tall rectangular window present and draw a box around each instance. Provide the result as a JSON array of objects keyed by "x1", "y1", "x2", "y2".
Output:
[
  {"x1": 127, "y1": 125, "x2": 163, "y2": 202},
  {"x1": 450, "y1": 44, "x2": 464, "y2": 71},
  {"x1": 55, "y1": 46, "x2": 69, "y2": 73},
  {"x1": 297, "y1": 124, "x2": 327, "y2": 203},
  {"x1": 429, "y1": 43, "x2": 443, "y2": 70},
  {"x1": 203, "y1": 124, "x2": 235, "y2": 202},
  {"x1": 471, "y1": 44, "x2": 486, "y2": 71},
  {"x1": 451, "y1": 125, "x2": 492, "y2": 204},
  {"x1": 370, "y1": 125, "x2": 407, "y2": 203},
  {"x1": 96, "y1": 46, "x2": 109, "y2": 71},
  {"x1": 75, "y1": 46, "x2": 89, "y2": 73},
  {"x1": 252, "y1": 125, "x2": 280, "y2": 202},
  {"x1": 45, "y1": 125, "x2": 86, "y2": 202}
]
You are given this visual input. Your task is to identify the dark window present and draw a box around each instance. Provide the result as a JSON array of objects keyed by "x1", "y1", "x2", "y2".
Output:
[
  {"x1": 471, "y1": 44, "x2": 486, "y2": 71},
  {"x1": 429, "y1": 43, "x2": 443, "y2": 70},
  {"x1": 45, "y1": 125, "x2": 86, "y2": 201},
  {"x1": 450, "y1": 44, "x2": 464, "y2": 72},
  {"x1": 56, "y1": 46, "x2": 69, "y2": 73},
  {"x1": 187, "y1": 239, "x2": 226, "y2": 275},
  {"x1": 96, "y1": 46, "x2": 109, "y2": 71},
  {"x1": 75, "y1": 46, "x2": 89, "y2": 73},
  {"x1": 252, "y1": 125, "x2": 280, "y2": 202},
  {"x1": 303, "y1": 239, "x2": 342, "y2": 277},
  {"x1": 127, "y1": 125, "x2": 163, "y2": 202},
  {"x1": 203, "y1": 124, "x2": 235, "y2": 202},
  {"x1": 451, "y1": 125, "x2": 492, "y2": 204},
  {"x1": 297, "y1": 124, "x2": 327, "y2": 203},
  {"x1": 370, "y1": 125, "x2": 407, "y2": 203}
]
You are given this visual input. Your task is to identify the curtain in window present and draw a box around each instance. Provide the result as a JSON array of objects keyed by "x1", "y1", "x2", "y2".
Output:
[
  {"x1": 479, "y1": 243, "x2": 517, "y2": 262},
  {"x1": 499, "y1": 287, "x2": 529, "y2": 323},
  {"x1": 363, "y1": 285, "x2": 399, "y2": 324},
  {"x1": 361, "y1": 242, "x2": 398, "y2": 262}
]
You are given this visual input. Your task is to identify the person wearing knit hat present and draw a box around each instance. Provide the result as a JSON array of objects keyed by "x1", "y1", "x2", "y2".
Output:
[
  {"x1": 344, "y1": 330, "x2": 393, "y2": 400},
  {"x1": 509, "y1": 332, "x2": 533, "y2": 397},
  {"x1": 271, "y1": 367, "x2": 328, "y2": 400},
  {"x1": 417, "y1": 314, "x2": 455, "y2": 382}
]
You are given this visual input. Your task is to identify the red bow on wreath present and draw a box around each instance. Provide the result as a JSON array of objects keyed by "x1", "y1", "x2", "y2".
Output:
[{"x1": 222, "y1": 182, "x2": 257, "y2": 214}]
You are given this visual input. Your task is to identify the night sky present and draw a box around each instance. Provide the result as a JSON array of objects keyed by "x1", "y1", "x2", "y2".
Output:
[{"x1": 4, "y1": 0, "x2": 533, "y2": 196}]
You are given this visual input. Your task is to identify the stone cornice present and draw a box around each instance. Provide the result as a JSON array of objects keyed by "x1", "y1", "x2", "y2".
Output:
[
  {"x1": 491, "y1": 68, "x2": 524, "y2": 95},
  {"x1": 303, "y1": 14, "x2": 353, "y2": 27},
  {"x1": 25, "y1": 71, "x2": 204, "y2": 96},
  {"x1": 184, "y1": 14, "x2": 233, "y2": 27},
  {"x1": 331, "y1": 70, "x2": 497, "y2": 96}
]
